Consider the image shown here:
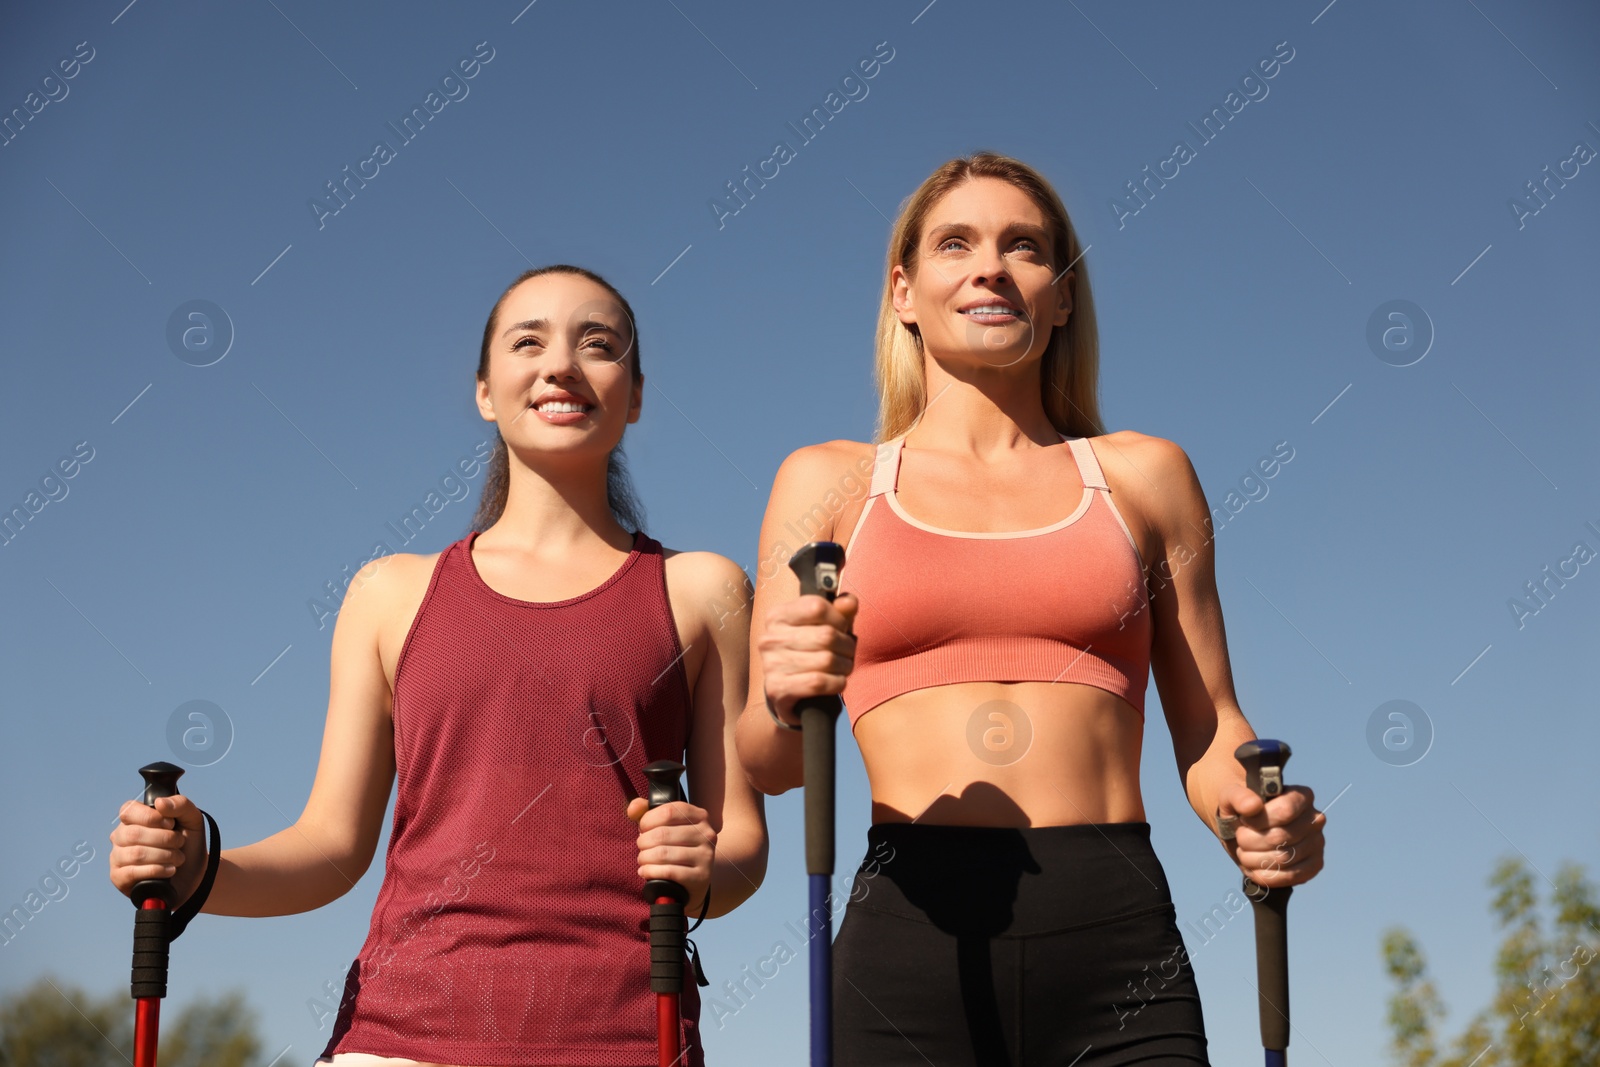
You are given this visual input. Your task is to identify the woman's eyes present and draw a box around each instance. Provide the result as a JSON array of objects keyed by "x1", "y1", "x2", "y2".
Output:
[
  {"x1": 935, "y1": 237, "x2": 1041, "y2": 253},
  {"x1": 510, "y1": 336, "x2": 615, "y2": 352}
]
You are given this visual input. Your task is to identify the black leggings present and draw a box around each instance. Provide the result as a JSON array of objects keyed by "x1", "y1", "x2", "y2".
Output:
[{"x1": 832, "y1": 821, "x2": 1210, "y2": 1066}]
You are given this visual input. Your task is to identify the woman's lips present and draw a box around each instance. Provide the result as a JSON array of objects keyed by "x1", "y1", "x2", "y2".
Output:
[
  {"x1": 959, "y1": 307, "x2": 1023, "y2": 324},
  {"x1": 530, "y1": 404, "x2": 592, "y2": 425}
]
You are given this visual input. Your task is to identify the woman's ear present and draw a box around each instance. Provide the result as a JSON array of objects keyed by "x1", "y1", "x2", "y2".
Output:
[
  {"x1": 1052, "y1": 269, "x2": 1075, "y2": 329},
  {"x1": 627, "y1": 373, "x2": 644, "y2": 424},
  {"x1": 475, "y1": 376, "x2": 497, "y2": 422},
  {"x1": 891, "y1": 263, "x2": 917, "y2": 327}
]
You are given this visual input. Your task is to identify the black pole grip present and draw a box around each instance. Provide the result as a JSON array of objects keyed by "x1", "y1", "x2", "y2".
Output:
[
  {"x1": 131, "y1": 907, "x2": 172, "y2": 1000},
  {"x1": 130, "y1": 762, "x2": 183, "y2": 908},
  {"x1": 641, "y1": 760, "x2": 690, "y2": 994},
  {"x1": 788, "y1": 541, "x2": 845, "y2": 879},
  {"x1": 1245, "y1": 875, "x2": 1292, "y2": 1051},
  {"x1": 130, "y1": 761, "x2": 183, "y2": 1002},
  {"x1": 642, "y1": 759, "x2": 686, "y2": 813},
  {"x1": 1237, "y1": 739, "x2": 1292, "y2": 1054}
]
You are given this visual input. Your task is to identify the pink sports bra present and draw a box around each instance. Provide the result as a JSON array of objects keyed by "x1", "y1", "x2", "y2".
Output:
[{"x1": 836, "y1": 432, "x2": 1152, "y2": 731}]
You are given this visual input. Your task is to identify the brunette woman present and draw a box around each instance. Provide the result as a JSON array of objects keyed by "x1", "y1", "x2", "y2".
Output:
[{"x1": 112, "y1": 265, "x2": 767, "y2": 1067}]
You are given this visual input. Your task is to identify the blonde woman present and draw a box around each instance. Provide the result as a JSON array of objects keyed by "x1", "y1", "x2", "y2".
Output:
[{"x1": 738, "y1": 153, "x2": 1327, "y2": 1065}]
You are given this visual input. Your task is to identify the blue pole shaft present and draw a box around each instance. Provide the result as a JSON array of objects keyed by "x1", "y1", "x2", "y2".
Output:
[
  {"x1": 809, "y1": 873, "x2": 831, "y2": 1067},
  {"x1": 1265, "y1": 1049, "x2": 1286, "y2": 1067}
]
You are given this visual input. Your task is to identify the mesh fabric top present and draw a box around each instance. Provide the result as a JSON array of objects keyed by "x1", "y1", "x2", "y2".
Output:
[{"x1": 320, "y1": 529, "x2": 703, "y2": 1066}]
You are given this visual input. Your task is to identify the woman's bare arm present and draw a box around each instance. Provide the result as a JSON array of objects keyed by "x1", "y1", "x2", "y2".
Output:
[
  {"x1": 1128, "y1": 434, "x2": 1327, "y2": 884},
  {"x1": 1123, "y1": 436, "x2": 1257, "y2": 828},
  {"x1": 734, "y1": 442, "x2": 861, "y2": 796},
  {"x1": 676, "y1": 551, "x2": 768, "y2": 916},
  {"x1": 110, "y1": 555, "x2": 408, "y2": 916}
]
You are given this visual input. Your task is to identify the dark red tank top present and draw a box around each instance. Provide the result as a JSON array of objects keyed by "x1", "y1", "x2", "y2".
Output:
[{"x1": 320, "y1": 528, "x2": 704, "y2": 1066}]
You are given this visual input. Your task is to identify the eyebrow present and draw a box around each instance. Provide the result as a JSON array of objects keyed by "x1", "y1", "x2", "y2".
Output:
[
  {"x1": 500, "y1": 317, "x2": 625, "y2": 339},
  {"x1": 501, "y1": 317, "x2": 550, "y2": 338}
]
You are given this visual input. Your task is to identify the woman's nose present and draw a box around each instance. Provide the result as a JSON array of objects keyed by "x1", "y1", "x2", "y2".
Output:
[{"x1": 971, "y1": 246, "x2": 1010, "y2": 284}]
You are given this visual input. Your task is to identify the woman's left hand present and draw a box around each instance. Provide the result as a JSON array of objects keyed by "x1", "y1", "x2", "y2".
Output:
[
  {"x1": 626, "y1": 796, "x2": 716, "y2": 912},
  {"x1": 1215, "y1": 781, "x2": 1325, "y2": 888}
]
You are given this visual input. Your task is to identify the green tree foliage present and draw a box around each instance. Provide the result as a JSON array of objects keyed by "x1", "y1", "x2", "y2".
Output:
[
  {"x1": 0, "y1": 976, "x2": 262, "y2": 1067},
  {"x1": 1383, "y1": 856, "x2": 1600, "y2": 1066}
]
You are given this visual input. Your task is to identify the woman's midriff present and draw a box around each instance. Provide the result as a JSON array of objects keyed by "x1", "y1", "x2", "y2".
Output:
[{"x1": 853, "y1": 679, "x2": 1147, "y2": 827}]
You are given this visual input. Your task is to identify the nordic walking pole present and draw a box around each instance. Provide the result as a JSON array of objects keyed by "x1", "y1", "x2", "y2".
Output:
[
  {"x1": 642, "y1": 759, "x2": 690, "y2": 1067},
  {"x1": 129, "y1": 761, "x2": 184, "y2": 1067},
  {"x1": 788, "y1": 541, "x2": 847, "y2": 1067},
  {"x1": 1237, "y1": 739, "x2": 1293, "y2": 1067}
]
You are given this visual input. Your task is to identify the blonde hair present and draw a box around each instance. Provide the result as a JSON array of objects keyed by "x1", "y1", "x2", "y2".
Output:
[{"x1": 872, "y1": 151, "x2": 1106, "y2": 443}]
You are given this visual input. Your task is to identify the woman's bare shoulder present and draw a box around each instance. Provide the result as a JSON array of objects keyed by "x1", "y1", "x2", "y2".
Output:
[
  {"x1": 773, "y1": 438, "x2": 878, "y2": 502},
  {"x1": 1091, "y1": 430, "x2": 1194, "y2": 489},
  {"x1": 334, "y1": 550, "x2": 448, "y2": 687},
  {"x1": 1091, "y1": 430, "x2": 1206, "y2": 538},
  {"x1": 658, "y1": 548, "x2": 753, "y2": 694},
  {"x1": 331, "y1": 552, "x2": 445, "y2": 661},
  {"x1": 783, "y1": 437, "x2": 877, "y2": 472},
  {"x1": 340, "y1": 550, "x2": 443, "y2": 616},
  {"x1": 660, "y1": 547, "x2": 751, "y2": 608}
]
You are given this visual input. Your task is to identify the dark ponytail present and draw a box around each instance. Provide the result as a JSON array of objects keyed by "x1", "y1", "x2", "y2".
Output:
[{"x1": 469, "y1": 265, "x2": 647, "y2": 535}]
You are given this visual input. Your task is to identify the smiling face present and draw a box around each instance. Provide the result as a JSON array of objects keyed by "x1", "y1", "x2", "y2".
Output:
[
  {"x1": 475, "y1": 271, "x2": 642, "y2": 458},
  {"x1": 892, "y1": 176, "x2": 1073, "y2": 370}
]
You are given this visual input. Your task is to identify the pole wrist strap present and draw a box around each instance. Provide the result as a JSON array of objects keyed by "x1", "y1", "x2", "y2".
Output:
[
  {"x1": 167, "y1": 807, "x2": 221, "y2": 941},
  {"x1": 684, "y1": 886, "x2": 711, "y2": 987}
]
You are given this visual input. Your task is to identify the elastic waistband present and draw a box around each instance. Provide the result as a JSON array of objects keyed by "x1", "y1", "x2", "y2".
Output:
[{"x1": 849, "y1": 821, "x2": 1175, "y2": 937}]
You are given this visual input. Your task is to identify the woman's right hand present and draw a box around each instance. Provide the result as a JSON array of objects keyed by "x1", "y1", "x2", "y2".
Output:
[
  {"x1": 758, "y1": 590, "x2": 859, "y2": 725},
  {"x1": 109, "y1": 793, "x2": 208, "y2": 908}
]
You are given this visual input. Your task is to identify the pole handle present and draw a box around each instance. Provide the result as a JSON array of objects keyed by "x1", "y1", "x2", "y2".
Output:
[
  {"x1": 1237, "y1": 739, "x2": 1292, "y2": 1056},
  {"x1": 130, "y1": 761, "x2": 184, "y2": 1005},
  {"x1": 130, "y1": 762, "x2": 184, "y2": 908},
  {"x1": 643, "y1": 759, "x2": 687, "y2": 812},
  {"x1": 641, "y1": 760, "x2": 690, "y2": 995},
  {"x1": 788, "y1": 541, "x2": 845, "y2": 879}
]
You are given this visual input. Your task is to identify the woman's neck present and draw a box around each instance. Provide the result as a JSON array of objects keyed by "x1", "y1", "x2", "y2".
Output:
[
  {"x1": 487, "y1": 459, "x2": 630, "y2": 551},
  {"x1": 907, "y1": 366, "x2": 1058, "y2": 456}
]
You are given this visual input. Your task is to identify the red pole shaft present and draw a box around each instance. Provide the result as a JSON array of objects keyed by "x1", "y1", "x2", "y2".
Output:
[
  {"x1": 656, "y1": 991, "x2": 681, "y2": 1066},
  {"x1": 654, "y1": 893, "x2": 682, "y2": 1067},
  {"x1": 134, "y1": 997, "x2": 162, "y2": 1067},
  {"x1": 134, "y1": 898, "x2": 167, "y2": 1067}
]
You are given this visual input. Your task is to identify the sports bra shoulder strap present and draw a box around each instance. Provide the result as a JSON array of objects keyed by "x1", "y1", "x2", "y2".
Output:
[
  {"x1": 867, "y1": 436, "x2": 904, "y2": 498},
  {"x1": 1066, "y1": 436, "x2": 1110, "y2": 491}
]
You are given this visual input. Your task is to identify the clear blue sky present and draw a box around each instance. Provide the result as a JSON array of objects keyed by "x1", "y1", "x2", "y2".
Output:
[{"x1": 3, "y1": 1, "x2": 1597, "y2": 1064}]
